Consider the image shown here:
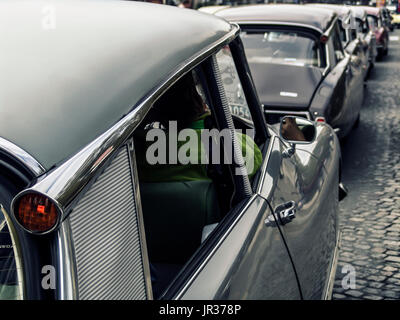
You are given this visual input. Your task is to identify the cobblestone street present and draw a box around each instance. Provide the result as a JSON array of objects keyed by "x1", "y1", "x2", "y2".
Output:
[{"x1": 332, "y1": 30, "x2": 400, "y2": 300}]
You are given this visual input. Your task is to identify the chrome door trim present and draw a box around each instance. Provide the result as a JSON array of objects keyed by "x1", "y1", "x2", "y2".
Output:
[
  {"x1": 10, "y1": 24, "x2": 241, "y2": 228},
  {"x1": 127, "y1": 139, "x2": 153, "y2": 300},
  {"x1": 0, "y1": 137, "x2": 45, "y2": 177},
  {"x1": 174, "y1": 194, "x2": 258, "y2": 300},
  {"x1": 322, "y1": 230, "x2": 341, "y2": 300}
]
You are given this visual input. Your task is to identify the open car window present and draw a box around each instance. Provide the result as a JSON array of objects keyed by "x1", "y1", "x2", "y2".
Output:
[
  {"x1": 215, "y1": 46, "x2": 253, "y2": 123},
  {"x1": 131, "y1": 46, "x2": 263, "y2": 298}
]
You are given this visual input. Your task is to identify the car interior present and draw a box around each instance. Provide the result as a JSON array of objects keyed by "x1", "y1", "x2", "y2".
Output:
[{"x1": 132, "y1": 59, "x2": 263, "y2": 298}]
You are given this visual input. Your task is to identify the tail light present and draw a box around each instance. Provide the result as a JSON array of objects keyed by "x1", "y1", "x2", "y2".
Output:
[
  {"x1": 320, "y1": 35, "x2": 329, "y2": 44},
  {"x1": 315, "y1": 117, "x2": 326, "y2": 123},
  {"x1": 13, "y1": 193, "x2": 60, "y2": 233}
]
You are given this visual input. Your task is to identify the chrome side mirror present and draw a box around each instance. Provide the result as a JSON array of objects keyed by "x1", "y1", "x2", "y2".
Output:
[{"x1": 280, "y1": 116, "x2": 316, "y2": 145}]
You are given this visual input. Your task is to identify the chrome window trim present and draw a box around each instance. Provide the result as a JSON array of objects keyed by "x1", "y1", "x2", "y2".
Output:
[
  {"x1": 323, "y1": 16, "x2": 339, "y2": 38},
  {"x1": 0, "y1": 137, "x2": 45, "y2": 177},
  {"x1": 174, "y1": 194, "x2": 258, "y2": 300},
  {"x1": 56, "y1": 216, "x2": 79, "y2": 300},
  {"x1": 11, "y1": 24, "x2": 241, "y2": 229},
  {"x1": 264, "y1": 109, "x2": 312, "y2": 120},
  {"x1": 256, "y1": 133, "x2": 276, "y2": 196},
  {"x1": 127, "y1": 139, "x2": 153, "y2": 300},
  {"x1": 324, "y1": 42, "x2": 331, "y2": 76},
  {"x1": 0, "y1": 205, "x2": 25, "y2": 300},
  {"x1": 236, "y1": 21, "x2": 324, "y2": 34}
]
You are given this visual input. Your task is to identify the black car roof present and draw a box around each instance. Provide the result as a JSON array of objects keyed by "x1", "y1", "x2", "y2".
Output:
[
  {"x1": 214, "y1": 4, "x2": 337, "y2": 33},
  {"x1": 0, "y1": 0, "x2": 233, "y2": 170}
]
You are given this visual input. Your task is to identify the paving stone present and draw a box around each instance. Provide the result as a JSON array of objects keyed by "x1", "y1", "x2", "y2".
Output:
[
  {"x1": 385, "y1": 256, "x2": 400, "y2": 263},
  {"x1": 344, "y1": 290, "x2": 364, "y2": 298},
  {"x1": 382, "y1": 290, "x2": 400, "y2": 299},
  {"x1": 383, "y1": 266, "x2": 398, "y2": 272},
  {"x1": 331, "y1": 37, "x2": 400, "y2": 300},
  {"x1": 363, "y1": 295, "x2": 384, "y2": 300},
  {"x1": 332, "y1": 293, "x2": 347, "y2": 300},
  {"x1": 363, "y1": 287, "x2": 381, "y2": 296}
]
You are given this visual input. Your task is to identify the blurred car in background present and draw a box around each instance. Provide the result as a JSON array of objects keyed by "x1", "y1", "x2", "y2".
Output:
[
  {"x1": 382, "y1": 6, "x2": 395, "y2": 31},
  {"x1": 351, "y1": 6, "x2": 378, "y2": 77},
  {"x1": 207, "y1": 4, "x2": 364, "y2": 139},
  {"x1": 391, "y1": 10, "x2": 400, "y2": 28},
  {"x1": 307, "y1": 3, "x2": 370, "y2": 81},
  {"x1": 361, "y1": 6, "x2": 390, "y2": 59}
]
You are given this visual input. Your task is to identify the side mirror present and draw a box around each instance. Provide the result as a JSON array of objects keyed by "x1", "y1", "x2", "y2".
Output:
[{"x1": 280, "y1": 116, "x2": 316, "y2": 144}]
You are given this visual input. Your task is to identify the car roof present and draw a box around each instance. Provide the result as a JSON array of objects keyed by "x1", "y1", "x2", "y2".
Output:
[
  {"x1": 213, "y1": 4, "x2": 337, "y2": 33},
  {"x1": 0, "y1": 0, "x2": 232, "y2": 170},
  {"x1": 350, "y1": 6, "x2": 368, "y2": 21},
  {"x1": 358, "y1": 6, "x2": 381, "y2": 16},
  {"x1": 306, "y1": 3, "x2": 352, "y2": 21},
  {"x1": 198, "y1": 5, "x2": 231, "y2": 15}
]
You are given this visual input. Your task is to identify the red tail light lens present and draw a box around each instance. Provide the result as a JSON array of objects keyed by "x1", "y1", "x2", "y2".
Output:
[
  {"x1": 315, "y1": 117, "x2": 326, "y2": 123},
  {"x1": 320, "y1": 35, "x2": 329, "y2": 44},
  {"x1": 14, "y1": 193, "x2": 59, "y2": 233}
]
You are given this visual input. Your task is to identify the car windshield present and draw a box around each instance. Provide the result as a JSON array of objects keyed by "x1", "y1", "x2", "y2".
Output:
[{"x1": 240, "y1": 30, "x2": 321, "y2": 68}]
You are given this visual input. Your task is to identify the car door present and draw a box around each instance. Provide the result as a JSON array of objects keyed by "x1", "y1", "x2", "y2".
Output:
[
  {"x1": 258, "y1": 123, "x2": 339, "y2": 299},
  {"x1": 344, "y1": 31, "x2": 365, "y2": 121},
  {"x1": 358, "y1": 18, "x2": 373, "y2": 69},
  {"x1": 174, "y1": 45, "x2": 300, "y2": 300},
  {"x1": 326, "y1": 24, "x2": 354, "y2": 137}
]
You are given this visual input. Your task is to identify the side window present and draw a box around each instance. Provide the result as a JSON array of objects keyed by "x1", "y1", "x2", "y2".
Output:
[
  {"x1": 332, "y1": 26, "x2": 345, "y2": 63},
  {"x1": 356, "y1": 20, "x2": 363, "y2": 34},
  {"x1": 339, "y1": 24, "x2": 348, "y2": 47},
  {"x1": 367, "y1": 16, "x2": 377, "y2": 31},
  {"x1": 0, "y1": 175, "x2": 23, "y2": 300},
  {"x1": 350, "y1": 28, "x2": 357, "y2": 41},
  {"x1": 133, "y1": 70, "x2": 226, "y2": 299},
  {"x1": 215, "y1": 46, "x2": 253, "y2": 123},
  {"x1": 0, "y1": 214, "x2": 20, "y2": 300},
  {"x1": 132, "y1": 56, "x2": 263, "y2": 299}
]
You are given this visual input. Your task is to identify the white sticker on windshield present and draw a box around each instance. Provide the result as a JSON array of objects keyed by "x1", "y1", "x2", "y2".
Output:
[{"x1": 280, "y1": 91, "x2": 298, "y2": 98}]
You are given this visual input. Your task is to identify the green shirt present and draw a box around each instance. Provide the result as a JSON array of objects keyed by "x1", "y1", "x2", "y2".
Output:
[{"x1": 136, "y1": 114, "x2": 262, "y2": 182}]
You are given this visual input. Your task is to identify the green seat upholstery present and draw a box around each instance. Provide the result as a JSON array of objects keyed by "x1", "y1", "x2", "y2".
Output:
[{"x1": 140, "y1": 180, "x2": 221, "y2": 264}]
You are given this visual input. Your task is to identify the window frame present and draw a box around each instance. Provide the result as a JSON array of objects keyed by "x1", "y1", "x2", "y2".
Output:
[{"x1": 142, "y1": 36, "x2": 271, "y2": 300}]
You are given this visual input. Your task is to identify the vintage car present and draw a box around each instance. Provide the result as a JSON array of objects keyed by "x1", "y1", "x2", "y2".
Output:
[
  {"x1": 360, "y1": 6, "x2": 390, "y2": 59},
  {"x1": 210, "y1": 4, "x2": 364, "y2": 139},
  {"x1": 0, "y1": 0, "x2": 345, "y2": 300},
  {"x1": 381, "y1": 6, "x2": 395, "y2": 31},
  {"x1": 351, "y1": 6, "x2": 378, "y2": 75},
  {"x1": 306, "y1": 3, "x2": 371, "y2": 80},
  {"x1": 391, "y1": 11, "x2": 400, "y2": 28}
]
